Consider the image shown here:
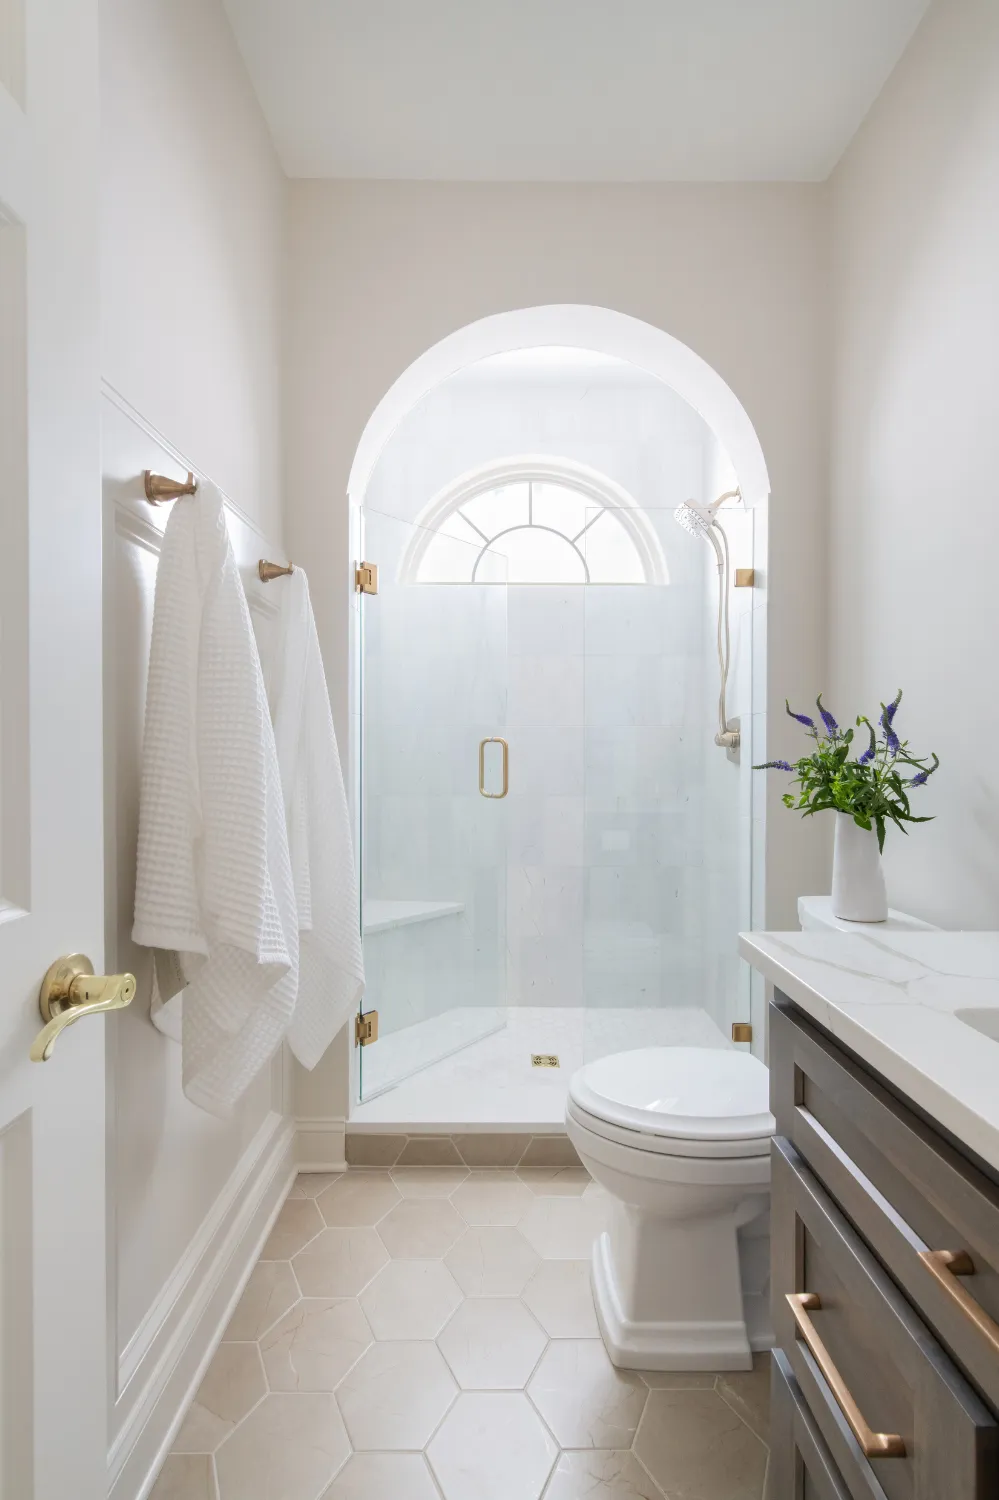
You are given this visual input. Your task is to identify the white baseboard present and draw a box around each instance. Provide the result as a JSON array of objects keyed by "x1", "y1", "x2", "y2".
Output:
[
  {"x1": 109, "y1": 1110, "x2": 296, "y2": 1500},
  {"x1": 296, "y1": 1115, "x2": 347, "y2": 1172}
]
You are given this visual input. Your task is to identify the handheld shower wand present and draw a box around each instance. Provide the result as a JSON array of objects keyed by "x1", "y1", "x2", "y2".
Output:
[{"x1": 673, "y1": 489, "x2": 741, "y2": 751}]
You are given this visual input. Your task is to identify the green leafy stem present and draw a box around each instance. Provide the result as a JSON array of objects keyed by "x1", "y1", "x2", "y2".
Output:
[{"x1": 754, "y1": 690, "x2": 939, "y2": 853}]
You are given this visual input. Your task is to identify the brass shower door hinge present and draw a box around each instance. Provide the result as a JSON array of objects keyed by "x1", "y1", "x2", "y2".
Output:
[
  {"x1": 355, "y1": 562, "x2": 378, "y2": 594},
  {"x1": 731, "y1": 1022, "x2": 753, "y2": 1044},
  {"x1": 355, "y1": 1010, "x2": 379, "y2": 1046}
]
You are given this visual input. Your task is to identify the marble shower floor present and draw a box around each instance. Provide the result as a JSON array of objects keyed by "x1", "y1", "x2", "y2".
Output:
[
  {"x1": 353, "y1": 1005, "x2": 732, "y2": 1129},
  {"x1": 150, "y1": 1166, "x2": 770, "y2": 1500}
]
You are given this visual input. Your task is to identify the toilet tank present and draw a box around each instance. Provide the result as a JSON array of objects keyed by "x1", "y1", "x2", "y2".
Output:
[{"x1": 797, "y1": 894, "x2": 938, "y2": 933}]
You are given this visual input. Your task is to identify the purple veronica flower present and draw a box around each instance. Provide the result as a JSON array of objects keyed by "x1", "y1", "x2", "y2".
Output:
[
  {"x1": 858, "y1": 744, "x2": 875, "y2": 764},
  {"x1": 881, "y1": 689, "x2": 902, "y2": 730},
  {"x1": 909, "y1": 770, "x2": 929, "y2": 786},
  {"x1": 785, "y1": 700, "x2": 815, "y2": 730},
  {"x1": 816, "y1": 695, "x2": 839, "y2": 737},
  {"x1": 885, "y1": 728, "x2": 901, "y2": 757},
  {"x1": 857, "y1": 719, "x2": 877, "y2": 764},
  {"x1": 757, "y1": 759, "x2": 794, "y2": 773}
]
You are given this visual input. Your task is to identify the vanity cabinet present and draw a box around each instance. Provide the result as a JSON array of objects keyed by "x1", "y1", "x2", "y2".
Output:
[{"x1": 768, "y1": 997, "x2": 999, "y2": 1500}]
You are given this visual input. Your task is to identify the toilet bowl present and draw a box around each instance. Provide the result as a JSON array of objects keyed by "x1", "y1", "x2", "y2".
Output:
[{"x1": 566, "y1": 1046, "x2": 774, "y2": 1372}]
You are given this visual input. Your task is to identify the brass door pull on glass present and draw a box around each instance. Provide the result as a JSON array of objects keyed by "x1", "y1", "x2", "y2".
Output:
[
  {"x1": 786, "y1": 1293, "x2": 906, "y2": 1458},
  {"x1": 31, "y1": 955, "x2": 136, "y2": 1062},
  {"x1": 478, "y1": 737, "x2": 509, "y2": 799},
  {"x1": 919, "y1": 1250, "x2": 999, "y2": 1355}
]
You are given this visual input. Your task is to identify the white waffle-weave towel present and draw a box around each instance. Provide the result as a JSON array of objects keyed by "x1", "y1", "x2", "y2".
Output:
[
  {"x1": 271, "y1": 568, "x2": 364, "y2": 1066},
  {"x1": 132, "y1": 482, "x2": 299, "y2": 1115}
]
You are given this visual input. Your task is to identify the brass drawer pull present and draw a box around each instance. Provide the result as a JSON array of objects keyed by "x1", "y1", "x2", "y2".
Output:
[
  {"x1": 920, "y1": 1250, "x2": 999, "y2": 1356},
  {"x1": 786, "y1": 1293, "x2": 906, "y2": 1458},
  {"x1": 478, "y1": 737, "x2": 509, "y2": 799}
]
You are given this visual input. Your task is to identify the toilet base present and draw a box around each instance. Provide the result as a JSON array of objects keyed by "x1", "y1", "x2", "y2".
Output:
[{"x1": 591, "y1": 1227, "x2": 754, "y2": 1372}]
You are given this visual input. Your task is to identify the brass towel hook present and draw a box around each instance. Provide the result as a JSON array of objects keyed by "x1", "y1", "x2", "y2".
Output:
[
  {"x1": 144, "y1": 470, "x2": 198, "y2": 504},
  {"x1": 258, "y1": 559, "x2": 294, "y2": 582}
]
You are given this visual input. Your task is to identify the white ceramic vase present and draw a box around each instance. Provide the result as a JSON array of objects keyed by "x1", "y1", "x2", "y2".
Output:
[{"x1": 831, "y1": 812, "x2": 888, "y2": 923}]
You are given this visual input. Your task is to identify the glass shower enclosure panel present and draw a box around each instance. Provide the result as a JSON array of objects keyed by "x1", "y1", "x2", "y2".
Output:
[
  {"x1": 358, "y1": 506, "x2": 509, "y2": 1101},
  {"x1": 577, "y1": 506, "x2": 752, "y2": 1065}
]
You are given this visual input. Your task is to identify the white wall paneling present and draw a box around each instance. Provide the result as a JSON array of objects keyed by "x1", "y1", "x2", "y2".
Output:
[{"x1": 102, "y1": 391, "x2": 295, "y2": 1500}]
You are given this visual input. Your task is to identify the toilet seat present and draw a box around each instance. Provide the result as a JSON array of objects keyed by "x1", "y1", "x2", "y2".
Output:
[{"x1": 568, "y1": 1047, "x2": 774, "y2": 1160}]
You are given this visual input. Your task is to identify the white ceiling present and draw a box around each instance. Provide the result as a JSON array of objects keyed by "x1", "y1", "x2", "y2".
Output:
[{"x1": 223, "y1": 0, "x2": 930, "y2": 182}]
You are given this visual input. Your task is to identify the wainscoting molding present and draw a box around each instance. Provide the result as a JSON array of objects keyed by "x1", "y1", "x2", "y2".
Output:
[
  {"x1": 296, "y1": 1114, "x2": 348, "y2": 1172},
  {"x1": 110, "y1": 1109, "x2": 295, "y2": 1500}
]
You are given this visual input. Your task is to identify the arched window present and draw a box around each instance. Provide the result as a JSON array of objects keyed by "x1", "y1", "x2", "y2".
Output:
[{"x1": 400, "y1": 457, "x2": 668, "y2": 585}]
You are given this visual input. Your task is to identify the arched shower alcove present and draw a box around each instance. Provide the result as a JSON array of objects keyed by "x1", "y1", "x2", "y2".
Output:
[{"x1": 346, "y1": 305, "x2": 770, "y2": 1128}]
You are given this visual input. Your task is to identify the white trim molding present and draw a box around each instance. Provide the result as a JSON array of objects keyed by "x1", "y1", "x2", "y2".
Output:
[
  {"x1": 347, "y1": 304, "x2": 771, "y2": 507},
  {"x1": 109, "y1": 1111, "x2": 295, "y2": 1500},
  {"x1": 296, "y1": 1115, "x2": 348, "y2": 1173}
]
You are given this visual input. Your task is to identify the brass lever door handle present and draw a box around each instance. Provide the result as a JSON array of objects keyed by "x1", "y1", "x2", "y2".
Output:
[{"x1": 31, "y1": 954, "x2": 136, "y2": 1062}]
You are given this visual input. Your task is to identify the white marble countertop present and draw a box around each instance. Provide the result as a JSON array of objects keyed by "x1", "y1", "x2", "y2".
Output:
[{"x1": 739, "y1": 928, "x2": 999, "y2": 1174}]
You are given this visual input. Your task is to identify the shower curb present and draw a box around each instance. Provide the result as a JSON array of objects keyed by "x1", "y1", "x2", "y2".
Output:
[{"x1": 344, "y1": 1130, "x2": 582, "y2": 1170}]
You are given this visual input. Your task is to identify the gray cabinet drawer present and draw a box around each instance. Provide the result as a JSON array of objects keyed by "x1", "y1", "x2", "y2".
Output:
[
  {"x1": 769, "y1": 1348, "x2": 854, "y2": 1500},
  {"x1": 771, "y1": 999, "x2": 999, "y2": 1411},
  {"x1": 773, "y1": 1137, "x2": 998, "y2": 1500}
]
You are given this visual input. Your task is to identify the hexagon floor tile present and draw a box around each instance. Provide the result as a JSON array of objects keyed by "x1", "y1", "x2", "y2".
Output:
[
  {"x1": 318, "y1": 1172, "x2": 401, "y2": 1226},
  {"x1": 153, "y1": 1171, "x2": 771, "y2": 1500},
  {"x1": 428, "y1": 1391, "x2": 558, "y2": 1500},
  {"x1": 544, "y1": 1449, "x2": 667, "y2": 1500},
  {"x1": 360, "y1": 1258, "x2": 463, "y2": 1339},
  {"x1": 634, "y1": 1388, "x2": 769, "y2": 1500},
  {"x1": 437, "y1": 1297, "x2": 547, "y2": 1389},
  {"x1": 224, "y1": 1259, "x2": 300, "y2": 1341},
  {"x1": 377, "y1": 1198, "x2": 465, "y2": 1258},
  {"x1": 259, "y1": 1298, "x2": 373, "y2": 1391},
  {"x1": 173, "y1": 1342, "x2": 266, "y2": 1453},
  {"x1": 321, "y1": 1452, "x2": 441, "y2": 1499},
  {"x1": 521, "y1": 1259, "x2": 600, "y2": 1337},
  {"x1": 261, "y1": 1198, "x2": 325, "y2": 1260},
  {"x1": 444, "y1": 1227, "x2": 540, "y2": 1295},
  {"x1": 528, "y1": 1339, "x2": 647, "y2": 1449},
  {"x1": 215, "y1": 1393, "x2": 349, "y2": 1500},
  {"x1": 292, "y1": 1226, "x2": 389, "y2": 1297},
  {"x1": 336, "y1": 1341, "x2": 458, "y2": 1450}
]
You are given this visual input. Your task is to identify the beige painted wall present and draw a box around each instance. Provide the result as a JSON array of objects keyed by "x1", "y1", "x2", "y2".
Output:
[
  {"x1": 285, "y1": 180, "x2": 832, "y2": 935},
  {"x1": 99, "y1": 1, "x2": 292, "y2": 1484},
  {"x1": 101, "y1": 0, "x2": 285, "y2": 539},
  {"x1": 829, "y1": 0, "x2": 999, "y2": 927}
]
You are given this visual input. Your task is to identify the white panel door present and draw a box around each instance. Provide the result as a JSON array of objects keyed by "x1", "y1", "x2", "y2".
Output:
[{"x1": 0, "y1": 3, "x2": 106, "y2": 1497}]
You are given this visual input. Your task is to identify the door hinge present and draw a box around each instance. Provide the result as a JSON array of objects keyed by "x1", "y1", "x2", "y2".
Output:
[
  {"x1": 355, "y1": 1009, "x2": 379, "y2": 1046},
  {"x1": 731, "y1": 1022, "x2": 753, "y2": 1044},
  {"x1": 355, "y1": 562, "x2": 378, "y2": 595}
]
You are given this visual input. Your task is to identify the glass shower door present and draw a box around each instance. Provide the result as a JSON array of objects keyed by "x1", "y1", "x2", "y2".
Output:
[
  {"x1": 358, "y1": 506, "x2": 509, "y2": 1101},
  {"x1": 577, "y1": 505, "x2": 754, "y2": 1066}
]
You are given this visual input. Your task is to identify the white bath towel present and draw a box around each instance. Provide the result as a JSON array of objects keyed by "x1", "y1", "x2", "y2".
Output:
[
  {"x1": 271, "y1": 568, "x2": 364, "y2": 1066},
  {"x1": 132, "y1": 481, "x2": 299, "y2": 1115}
]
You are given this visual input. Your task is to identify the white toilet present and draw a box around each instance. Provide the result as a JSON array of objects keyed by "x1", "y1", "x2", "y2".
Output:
[
  {"x1": 566, "y1": 1046, "x2": 773, "y2": 1372},
  {"x1": 568, "y1": 899, "x2": 940, "y2": 1374}
]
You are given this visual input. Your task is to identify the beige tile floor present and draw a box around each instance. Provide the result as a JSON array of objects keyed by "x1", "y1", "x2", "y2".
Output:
[{"x1": 150, "y1": 1167, "x2": 770, "y2": 1500}]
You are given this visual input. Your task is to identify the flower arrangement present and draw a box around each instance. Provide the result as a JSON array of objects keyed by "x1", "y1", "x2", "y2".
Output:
[{"x1": 755, "y1": 690, "x2": 939, "y2": 852}]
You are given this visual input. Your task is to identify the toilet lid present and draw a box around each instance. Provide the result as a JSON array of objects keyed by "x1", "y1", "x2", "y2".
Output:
[{"x1": 568, "y1": 1047, "x2": 774, "y2": 1143}]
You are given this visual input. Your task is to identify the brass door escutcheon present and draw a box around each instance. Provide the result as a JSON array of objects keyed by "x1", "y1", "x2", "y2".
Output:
[{"x1": 31, "y1": 954, "x2": 137, "y2": 1062}]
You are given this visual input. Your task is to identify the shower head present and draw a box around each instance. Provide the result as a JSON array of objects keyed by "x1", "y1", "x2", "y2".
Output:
[
  {"x1": 673, "y1": 500, "x2": 715, "y2": 539},
  {"x1": 672, "y1": 489, "x2": 741, "y2": 541}
]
